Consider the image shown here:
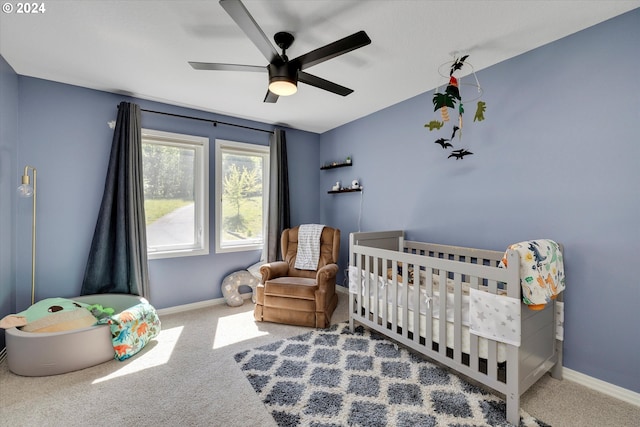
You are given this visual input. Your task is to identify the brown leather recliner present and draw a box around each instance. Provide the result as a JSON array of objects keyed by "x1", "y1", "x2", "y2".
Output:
[{"x1": 255, "y1": 226, "x2": 340, "y2": 328}]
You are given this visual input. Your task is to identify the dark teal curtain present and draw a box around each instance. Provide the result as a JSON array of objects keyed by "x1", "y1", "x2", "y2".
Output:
[
  {"x1": 265, "y1": 129, "x2": 290, "y2": 262},
  {"x1": 81, "y1": 102, "x2": 150, "y2": 298}
]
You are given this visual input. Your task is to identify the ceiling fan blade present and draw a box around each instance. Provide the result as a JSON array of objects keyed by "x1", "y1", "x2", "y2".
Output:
[
  {"x1": 263, "y1": 90, "x2": 279, "y2": 103},
  {"x1": 298, "y1": 72, "x2": 353, "y2": 96},
  {"x1": 219, "y1": 0, "x2": 281, "y2": 63},
  {"x1": 189, "y1": 62, "x2": 266, "y2": 72},
  {"x1": 294, "y1": 30, "x2": 371, "y2": 70}
]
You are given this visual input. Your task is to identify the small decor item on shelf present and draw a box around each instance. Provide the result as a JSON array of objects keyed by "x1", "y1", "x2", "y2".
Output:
[
  {"x1": 332, "y1": 181, "x2": 341, "y2": 191},
  {"x1": 346, "y1": 156, "x2": 352, "y2": 164},
  {"x1": 426, "y1": 54, "x2": 484, "y2": 160},
  {"x1": 351, "y1": 179, "x2": 360, "y2": 189}
]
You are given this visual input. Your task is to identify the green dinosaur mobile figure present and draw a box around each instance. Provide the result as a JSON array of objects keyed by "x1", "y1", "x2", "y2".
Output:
[
  {"x1": 424, "y1": 120, "x2": 444, "y2": 131},
  {"x1": 474, "y1": 101, "x2": 486, "y2": 122}
]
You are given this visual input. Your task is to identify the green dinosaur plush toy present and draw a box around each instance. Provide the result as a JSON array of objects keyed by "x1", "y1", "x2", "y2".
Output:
[{"x1": 0, "y1": 297, "x2": 98, "y2": 332}]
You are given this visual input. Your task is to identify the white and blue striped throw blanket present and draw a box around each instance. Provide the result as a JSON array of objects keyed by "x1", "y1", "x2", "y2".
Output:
[{"x1": 294, "y1": 224, "x2": 325, "y2": 270}]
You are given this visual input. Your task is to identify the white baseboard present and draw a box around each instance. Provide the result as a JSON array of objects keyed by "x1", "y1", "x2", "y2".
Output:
[
  {"x1": 155, "y1": 291, "x2": 253, "y2": 316},
  {"x1": 562, "y1": 367, "x2": 640, "y2": 407}
]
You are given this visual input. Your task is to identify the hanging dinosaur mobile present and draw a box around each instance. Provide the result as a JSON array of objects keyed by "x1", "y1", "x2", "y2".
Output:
[
  {"x1": 424, "y1": 120, "x2": 444, "y2": 131},
  {"x1": 450, "y1": 54, "x2": 469, "y2": 75},
  {"x1": 474, "y1": 101, "x2": 486, "y2": 122},
  {"x1": 448, "y1": 149, "x2": 473, "y2": 160},
  {"x1": 451, "y1": 125, "x2": 460, "y2": 140},
  {"x1": 424, "y1": 55, "x2": 486, "y2": 160},
  {"x1": 434, "y1": 138, "x2": 452, "y2": 149}
]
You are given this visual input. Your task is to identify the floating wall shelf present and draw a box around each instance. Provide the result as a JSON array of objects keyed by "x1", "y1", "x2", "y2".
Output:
[
  {"x1": 328, "y1": 188, "x2": 362, "y2": 194},
  {"x1": 320, "y1": 161, "x2": 352, "y2": 170}
]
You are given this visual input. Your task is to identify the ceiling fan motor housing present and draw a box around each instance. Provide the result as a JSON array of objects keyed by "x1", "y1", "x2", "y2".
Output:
[{"x1": 268, "y1": 61, "x2": 299, "y2": 88}]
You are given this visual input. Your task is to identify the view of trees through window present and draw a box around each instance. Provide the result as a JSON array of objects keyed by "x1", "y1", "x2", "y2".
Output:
[
  {"x1": 144, "y1": 144, "x2": 195, "y2": 202},
  {"x1": 220, "y1": 151, "x2": 264, "y2": 246}
]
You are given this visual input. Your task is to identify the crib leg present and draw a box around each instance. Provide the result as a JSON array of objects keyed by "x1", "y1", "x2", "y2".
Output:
[
  {"x1": 506, "y1": 392, "x2": 520, "y2": 426},
  {"x1": 505, "y1": 345, "x2": 520, "y2": 425},
  {"x1": 349, "y1": 294, "x2": 355, "y2": 332},
  {"x1": 551, "y1": 339, "x2": 563, "y2": 380}
]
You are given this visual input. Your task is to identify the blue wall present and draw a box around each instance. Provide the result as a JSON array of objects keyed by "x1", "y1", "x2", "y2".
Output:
[
  {"x1": 10, "y1": 77, "x2": 320, "y2": 312},
  {"x1": 0, "y1": 56, "x2": 19, "y2": 350},
  {"x1": 320, "y1": 9, "x2": 640, "y2": 392}
]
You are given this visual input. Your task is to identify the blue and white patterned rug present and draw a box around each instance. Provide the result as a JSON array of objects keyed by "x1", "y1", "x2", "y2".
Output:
[{"x1": 234, "y1": 323, "x2": 548, "y2": 427}]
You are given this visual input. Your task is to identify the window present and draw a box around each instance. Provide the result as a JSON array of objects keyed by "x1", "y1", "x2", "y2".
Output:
[
  {"x1": 142, "y1": 129, "x2": 209, "y2": 259},
  {"x1": 215, "y1": 139, "x2": 269, "y2": 253}
]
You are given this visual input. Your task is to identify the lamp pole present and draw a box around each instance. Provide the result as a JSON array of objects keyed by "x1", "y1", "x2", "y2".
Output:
[{"x1": 18, "y1": 165, "x2": 37, "y2": 305}]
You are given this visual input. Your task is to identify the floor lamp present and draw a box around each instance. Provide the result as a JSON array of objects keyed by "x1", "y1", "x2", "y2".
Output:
[{"x1": 17, "y1": 165, "x2": 37, "y2": 305}]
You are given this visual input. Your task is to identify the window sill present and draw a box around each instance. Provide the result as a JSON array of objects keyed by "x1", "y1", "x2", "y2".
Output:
[{"x1": 148, "y1": 247, "x2": 209, "y2": 260}]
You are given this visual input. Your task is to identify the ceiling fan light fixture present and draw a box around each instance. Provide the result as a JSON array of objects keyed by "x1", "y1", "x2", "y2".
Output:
[
  {"x1": 192, "y1": 1, "x2": 371, "y2": 102},
  {"x1": 268, "y1": 78, "x2": 298, "y2": 96}
]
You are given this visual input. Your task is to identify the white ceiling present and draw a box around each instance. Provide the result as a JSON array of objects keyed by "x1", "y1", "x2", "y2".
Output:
[{"x1": 1, "y1": 1, "x2": 637, "y2": 134}]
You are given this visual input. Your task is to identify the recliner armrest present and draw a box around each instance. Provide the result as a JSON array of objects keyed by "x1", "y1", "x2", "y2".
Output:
[
  {"x1": 260, "y1": 261, "x2": 290, "y2": 282},
  {"x1": 316, "y1": 263, "x2": 339, "y2": 289}
]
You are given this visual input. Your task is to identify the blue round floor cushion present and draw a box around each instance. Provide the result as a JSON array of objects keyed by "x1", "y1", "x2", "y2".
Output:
[{"x1": 221, "y1": 270, "x2": 260, "y2": 307}]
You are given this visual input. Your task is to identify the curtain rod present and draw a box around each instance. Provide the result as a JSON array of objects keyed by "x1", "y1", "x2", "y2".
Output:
[{"x1": 138, "y1": 108, "x2": 274, "y2": 135}]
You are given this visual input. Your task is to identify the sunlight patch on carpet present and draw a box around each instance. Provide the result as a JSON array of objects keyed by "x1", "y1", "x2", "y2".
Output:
[
  {"x1": 92, "y1": 326, "x2": 182, "y2": 384},
  {"x1": 213, "y1": 311, "x2": 269, "y2": 349}
]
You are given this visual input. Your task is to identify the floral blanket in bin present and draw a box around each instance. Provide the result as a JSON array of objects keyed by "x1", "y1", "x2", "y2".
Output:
[
  {"x1": 99, "y1": 302, "x2": 161, "y2": 361},
  {"x1": 500, "y1": 240, "x2": 565, "y2": 310}
]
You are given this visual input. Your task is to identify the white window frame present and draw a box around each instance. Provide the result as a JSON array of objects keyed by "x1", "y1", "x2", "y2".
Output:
[
  {"x1": 142, "y1": 128, "x2": 209, "y2": 259},
  {"x1": 215, "y1": 139, "x2": 270, "y2": 253}
]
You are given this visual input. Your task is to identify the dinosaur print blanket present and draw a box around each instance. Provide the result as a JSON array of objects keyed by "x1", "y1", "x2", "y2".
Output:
[
  {"x1": 98, "y1": 302, "x2": 161, "y2": 361},
  {"x1": 500, "y1": 240, "x2": 565, "y2": 310}
]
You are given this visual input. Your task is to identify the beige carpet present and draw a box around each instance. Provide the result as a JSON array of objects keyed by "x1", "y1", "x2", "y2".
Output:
[{"x1": 1, "y1": 293, "x2": 638, "y2": 426}]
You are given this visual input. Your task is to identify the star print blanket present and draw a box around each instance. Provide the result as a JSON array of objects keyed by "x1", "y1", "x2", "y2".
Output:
[{"x1": 469, "y1": 289, "x2": 521, "y2": 346}]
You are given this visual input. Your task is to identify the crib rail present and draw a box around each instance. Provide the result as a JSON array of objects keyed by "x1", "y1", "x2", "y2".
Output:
[
  {"x1": 349, "y1": 240, "x2": 521, "y2": 395},
  {"x1": 348, "y1": 232, "x2": 561, "y2": 426}
]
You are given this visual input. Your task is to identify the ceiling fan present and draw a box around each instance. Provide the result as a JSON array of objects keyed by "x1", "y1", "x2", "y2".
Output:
[{"x1": 189, "y1": 0, "x2": 371, "y2": 103}]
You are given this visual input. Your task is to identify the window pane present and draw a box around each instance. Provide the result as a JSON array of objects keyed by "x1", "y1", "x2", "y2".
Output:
[
  {"x1": 220, "y1": 151, "x2": 264, "y2": 248},
  {"x1": 144, "y1": 143, "x2": 196, "y2": 248},
  {"x1": 142, "y1": 129, "x2": 209, "y2": 259},
  {"x1": 215, "y1": 139, "x2": 269, "y2": 253}
]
